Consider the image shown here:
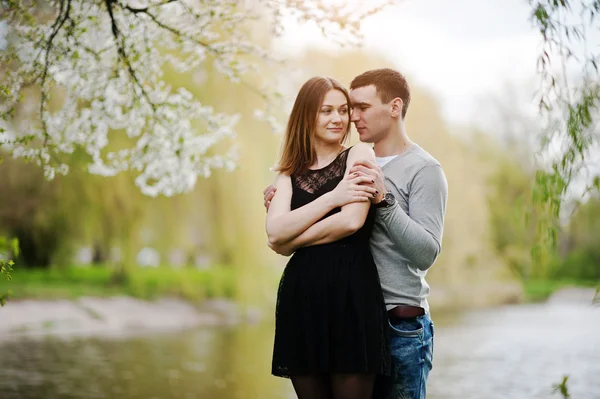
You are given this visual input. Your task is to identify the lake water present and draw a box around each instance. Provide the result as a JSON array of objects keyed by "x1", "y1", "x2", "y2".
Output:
[{"x1": 0, "y1": 301, "x2": 598, "y2": 399}]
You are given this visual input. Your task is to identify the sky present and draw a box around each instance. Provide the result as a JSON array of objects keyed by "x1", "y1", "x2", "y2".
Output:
[{"x1": 273, "y1": 0, "x2": 543, "y2": 130}]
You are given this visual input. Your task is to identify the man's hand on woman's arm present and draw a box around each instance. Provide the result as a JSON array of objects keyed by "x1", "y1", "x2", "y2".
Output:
[
  {"x1": 349, "y1": 159, "x2": 386, "y2": 204},
  {"x1": 262, "y1": 173, "x2": 376, "y2": 212},
  {"x1": 263, "y1": 184, "x2": 277, "y2": 210},
  {"x1": 266, "y1": 144, "x2": 377, "y2": 255}
]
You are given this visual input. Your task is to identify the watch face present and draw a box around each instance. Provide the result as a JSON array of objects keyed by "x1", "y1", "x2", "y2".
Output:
[{"x1": 384, "y1": 192, "x2": 395, "y2": 204}]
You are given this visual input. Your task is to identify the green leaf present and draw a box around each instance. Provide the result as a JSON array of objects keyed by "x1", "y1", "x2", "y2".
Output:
[
  {"x1": 11, "y1": 238, "x2": 19, "y2": 256},
  {"x1": 552, "y1": 375, "x2": 571, "y2": 399}
]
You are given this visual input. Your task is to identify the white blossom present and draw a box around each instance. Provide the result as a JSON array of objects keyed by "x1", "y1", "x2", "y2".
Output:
[{"x1": 0, "y1": 0, "x2": 392, "y2": 196}]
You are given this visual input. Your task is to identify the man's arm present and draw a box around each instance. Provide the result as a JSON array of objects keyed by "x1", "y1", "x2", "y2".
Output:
[{"x1": 379, "y1": 164, "x2": 448, "y2": 270}]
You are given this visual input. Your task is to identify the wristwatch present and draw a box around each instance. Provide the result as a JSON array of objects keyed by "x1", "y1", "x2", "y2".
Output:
[{"x1": 375, "y1": 192, "x2": 396, "y2": 208}]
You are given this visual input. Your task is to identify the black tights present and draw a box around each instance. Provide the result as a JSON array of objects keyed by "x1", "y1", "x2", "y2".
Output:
[{"x1": 291, "y1": 373, "x2": 376, "y2": 399}]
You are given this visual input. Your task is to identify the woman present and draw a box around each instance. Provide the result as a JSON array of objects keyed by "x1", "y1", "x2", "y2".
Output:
[{"x1": 266, "y1": 76, "x2": 390, "y2": 399}]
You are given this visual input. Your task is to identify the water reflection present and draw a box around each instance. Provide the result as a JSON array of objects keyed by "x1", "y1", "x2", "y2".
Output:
[
  {"x1": 0, "y1": 321, "x2": 293, "y2": 399},
  {"x1": 0, "y1": 302, "x2": 598, "y2": 399}
]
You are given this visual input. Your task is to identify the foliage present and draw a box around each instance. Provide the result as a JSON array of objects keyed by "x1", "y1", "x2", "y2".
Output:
[
  {"x1": 0, "y1": 150, "x2": 151, "y2": 268},
  {"x1": 552, "y1": 375, "x2": 571, "y2": 399},
  {"x1": 0, "y1": 264, "x2": 243, "y2": 301},
  {"x1": 530, "y1": 0, "x2": 600, "y2": 260},
  {"x1": 552, "y1": 195, "x2": 600, "y2": 280},
  {"x1": 0, "y1": 0, "x2": 392, "y2": 196},
  {"x1": 0, "y1": 236, "x2": 19, "y2": 306},
  {"x1": 486, "y1": 147, "x2": 600, "y2": 282},
  {"x1": 523, "y1": 278, "x2": 598, "y2": 302},
  {"x1": 486, "y1": 151, "x2": 538, "y2": 279}
]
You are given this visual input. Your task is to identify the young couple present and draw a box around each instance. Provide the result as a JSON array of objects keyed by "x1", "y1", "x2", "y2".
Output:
[{"x1": 264, "y1": 68, "x2": 448, "y2": 399}]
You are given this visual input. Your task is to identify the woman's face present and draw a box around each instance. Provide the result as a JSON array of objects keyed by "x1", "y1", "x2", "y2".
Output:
[{"x1": 314, "y1": 89, "x2": 349, "y2": 145}]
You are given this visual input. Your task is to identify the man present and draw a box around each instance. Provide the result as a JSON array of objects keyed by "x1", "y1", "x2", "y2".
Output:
[{"x1": 264, "y1": 68, "x2": 448, "y2": 399}]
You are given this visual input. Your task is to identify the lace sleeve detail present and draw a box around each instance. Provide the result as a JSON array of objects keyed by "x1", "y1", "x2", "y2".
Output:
[{"x1": 292, "y1": 148, "x2": 350, "y2": 194}]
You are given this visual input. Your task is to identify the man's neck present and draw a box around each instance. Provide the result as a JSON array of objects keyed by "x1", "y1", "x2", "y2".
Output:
[{"x1": 373, "y1": 124, "x2": 413, "y2": 157}]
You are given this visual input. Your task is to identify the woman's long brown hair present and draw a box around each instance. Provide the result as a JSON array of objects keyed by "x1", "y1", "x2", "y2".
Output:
[{"x1": 276, "y1": 77, "x2": 351, "y2": 176}]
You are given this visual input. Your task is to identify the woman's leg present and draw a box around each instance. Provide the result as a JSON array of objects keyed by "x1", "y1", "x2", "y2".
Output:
[
  {"x1": 331, "y1": 373, "x2": 376, "y2": 399},
  {"x1": 291, "y1": 374, "x2": 331, "y2": 399}
]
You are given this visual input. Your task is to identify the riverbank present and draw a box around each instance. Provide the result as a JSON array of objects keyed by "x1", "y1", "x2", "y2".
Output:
[
  {"x1": 0, "y1": 286, "x2": 596, "y2": 342},
  {"x1": 0, "y1": 296, "x2": 260, "y2": 341},
  {"x1": 0, "y1": 266, "x2": 267, "y2": 341},
  {"x1": 522, "y1": 278, "x2": 599, "y2": 302},
  {"x1": 4, "y1": 266, "x2": 595, "y2": 302},
  {"x1": 3, "y1": 267, "x2": 596, "y2": 304},
  {"x1": 0, "y1": 265, "x2": 238, "y2": 302},
  {"x1": 1, "y1": 267, "x2": 596, "y2": 341}
]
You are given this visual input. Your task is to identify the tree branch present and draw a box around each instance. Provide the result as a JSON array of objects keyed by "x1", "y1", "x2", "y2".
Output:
[
  {"x1": 104, "y1": 0, "x2": 156, "y2": 111},
  {"x1": 120, "y1": 1, "x2": 221, "y2": 55},
  {"x1": 40, "y1": 0, "x2": 72, "y2": 146},
  {"x1": 122, "y1": 0, "x2": 178, "y2": 14}
]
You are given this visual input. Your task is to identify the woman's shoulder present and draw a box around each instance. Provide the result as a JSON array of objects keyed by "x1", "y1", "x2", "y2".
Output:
[{"x1": 348, "y1": 142, "x2": 375, "y2": 160}]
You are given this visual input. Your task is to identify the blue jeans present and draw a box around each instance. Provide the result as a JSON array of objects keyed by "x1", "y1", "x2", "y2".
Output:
[{"x1": 374, "y1": 313, "x2": 434, "y2": 399}]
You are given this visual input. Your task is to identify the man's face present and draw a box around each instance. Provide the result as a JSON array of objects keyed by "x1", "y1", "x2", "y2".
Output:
[{"x1": 350, "y1": 85, "x2": 394, "y2": 144}]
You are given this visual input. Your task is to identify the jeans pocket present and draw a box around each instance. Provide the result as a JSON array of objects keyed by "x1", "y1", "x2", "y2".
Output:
[{"x1": 387, "y1": 317, "x2": 424, "y2": 338}]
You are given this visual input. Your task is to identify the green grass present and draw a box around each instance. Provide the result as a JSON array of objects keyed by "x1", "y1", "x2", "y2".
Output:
[
  {"x1": 522, "y1": 278, "x2": 599, "y2": 302},
  {"x1": 0, "y1": 265, "x2": 237, "y2": 303}
]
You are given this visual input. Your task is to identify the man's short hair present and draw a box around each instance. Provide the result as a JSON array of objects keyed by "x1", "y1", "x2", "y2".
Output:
[{"x1": 350, "y1": 68, "x2": 411, "y2": 118}]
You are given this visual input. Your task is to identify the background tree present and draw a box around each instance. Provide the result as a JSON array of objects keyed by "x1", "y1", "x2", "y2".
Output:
[
  {"x1": 553, "y1": 195, "x2": 600, "y2": 281},
  {"x1": 0, "y1": 0, "x2": 392, "y2": 196},
  {"x1": 530, "y1": 0, "x2": 600, "y2": 258}
]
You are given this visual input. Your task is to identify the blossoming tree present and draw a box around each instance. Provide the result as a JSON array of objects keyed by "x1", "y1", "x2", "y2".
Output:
[{"x1": 0, "y1": 0, "x2": 391, "y2": 196}]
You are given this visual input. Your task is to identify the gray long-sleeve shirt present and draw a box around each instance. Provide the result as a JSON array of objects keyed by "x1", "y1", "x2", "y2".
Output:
[{"x1": 370, "y1": 144, "x2": 448, "y2": 312}]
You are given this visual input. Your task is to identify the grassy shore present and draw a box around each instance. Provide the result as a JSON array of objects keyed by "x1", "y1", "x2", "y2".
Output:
[
  {"x1": 0, "y1": 265, "x2": 238, "y2": 302},
  {"x1": 2, "y1": 266, "x2": 597, "y2": 305},
  {"x1": 522, "y1": 278, "x2": 599, "y2": 302}
]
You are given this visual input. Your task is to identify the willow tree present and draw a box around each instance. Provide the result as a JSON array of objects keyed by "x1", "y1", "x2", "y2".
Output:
[
  {"x1": 530, "y1": 1, "x2": 600, "y2": 266},
  {"x1": 0, "y1": 0, "x2": 391, "y2": 196}
]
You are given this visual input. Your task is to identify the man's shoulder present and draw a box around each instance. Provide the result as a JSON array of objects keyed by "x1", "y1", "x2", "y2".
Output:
[
  {"x1": 386, "y1": 144, "x2": 441, "y2": 176},
  {"x1": 408, "y1": 144, "x2": 442, "y2": 168}
]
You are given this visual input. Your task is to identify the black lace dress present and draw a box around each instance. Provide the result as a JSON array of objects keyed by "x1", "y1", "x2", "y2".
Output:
[{"x1": 272, "y1": 147, "x2": 390, "y2": 378}]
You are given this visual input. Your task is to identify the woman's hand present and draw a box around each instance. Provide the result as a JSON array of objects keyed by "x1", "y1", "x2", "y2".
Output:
[{"x1": 268, "y1": 240, "x2": 296, "y2": 256}]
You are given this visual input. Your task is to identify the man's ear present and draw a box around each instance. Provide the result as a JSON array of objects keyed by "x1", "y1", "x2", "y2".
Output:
[{"x1": 391, "y1": 98, "x2": 403, "y2": 118}]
